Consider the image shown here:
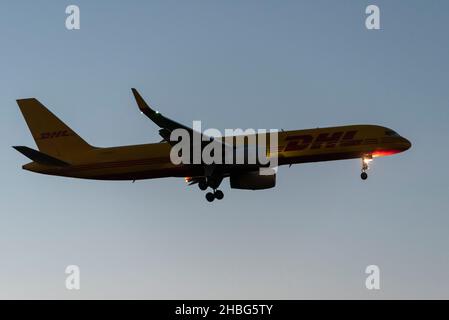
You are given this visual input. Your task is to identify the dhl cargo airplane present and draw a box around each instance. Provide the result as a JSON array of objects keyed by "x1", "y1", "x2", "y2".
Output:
[{"x1": 14, "y1": 89, "x2": 411, "y2": 202}]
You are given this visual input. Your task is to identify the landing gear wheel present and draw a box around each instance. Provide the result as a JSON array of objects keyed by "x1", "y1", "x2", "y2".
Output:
[
  {"x1": 198, "y1": 180, "x2": 208, "y2": 191},
  {"x1": 361, "y1": 172, "x2": 368, "y2": 180},
  {"x1": 205, "y1": 192, "x2": 215, "y2": 202},
  {"x1": 214, "y1": 190, "x2": 224, "y2": 200}
]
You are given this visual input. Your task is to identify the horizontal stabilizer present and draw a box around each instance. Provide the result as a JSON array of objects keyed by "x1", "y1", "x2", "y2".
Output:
[{"x1": 13, "y1": 146, "x2": 70, "y2": 166}]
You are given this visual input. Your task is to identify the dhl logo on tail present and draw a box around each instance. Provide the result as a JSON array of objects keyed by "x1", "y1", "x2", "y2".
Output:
[{"x1": 39, "y1": 130, "x2": 71, "y2": 140}]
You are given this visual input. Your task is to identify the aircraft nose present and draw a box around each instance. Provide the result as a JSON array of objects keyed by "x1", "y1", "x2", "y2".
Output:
[{"x1": 401, "y1": 137, "x2": 412, "y2": 151}]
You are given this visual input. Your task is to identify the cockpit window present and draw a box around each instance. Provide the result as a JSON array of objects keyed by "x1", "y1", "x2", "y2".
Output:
[{"x1": 385, "y1": 130, "x2": 399, "y2": 137}]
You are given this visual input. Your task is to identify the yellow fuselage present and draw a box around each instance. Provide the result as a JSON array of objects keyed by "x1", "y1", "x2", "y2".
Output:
[{"x1": 23, "y1": 124, "x2": 411, "y2": 180}]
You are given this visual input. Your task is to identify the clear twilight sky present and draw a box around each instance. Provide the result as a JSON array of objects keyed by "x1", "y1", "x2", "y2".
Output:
[{"x1": 0, "y1": 0, "x2": 448, "y2": 299}]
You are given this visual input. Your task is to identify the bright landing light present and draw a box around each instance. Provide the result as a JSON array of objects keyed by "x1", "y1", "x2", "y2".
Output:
[{"x1": 363, "y1": 157, "x2": 373, "y2": 165}]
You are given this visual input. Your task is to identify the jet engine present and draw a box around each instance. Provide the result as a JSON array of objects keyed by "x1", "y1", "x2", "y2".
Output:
[{"x1": 230, "y1": 171, "x2": 276, "y2": 190}]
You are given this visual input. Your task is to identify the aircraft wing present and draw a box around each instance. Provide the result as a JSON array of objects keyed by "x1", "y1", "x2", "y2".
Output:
[
  {"x1": 131, "y1": 88, "x2": 196, "y2": 143},
  {"x1": 131, "y1": 89, "x2": 235, "y2": 162}
]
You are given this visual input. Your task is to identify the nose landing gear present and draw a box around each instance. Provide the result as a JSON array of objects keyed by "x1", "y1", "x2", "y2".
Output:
[{"x1": 361, "y1": 155, "x2": 372, "y2": 180}]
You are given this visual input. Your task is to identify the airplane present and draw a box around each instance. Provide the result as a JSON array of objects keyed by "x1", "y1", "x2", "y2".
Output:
[{"x1": 14, "y1": 89, "x2": 411, "y2": 202}]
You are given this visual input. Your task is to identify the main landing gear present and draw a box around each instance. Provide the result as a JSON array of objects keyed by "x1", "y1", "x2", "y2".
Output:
[
  {"x1": 205, "y1": 189, "x2": 224, "y2": 202},
  {"x1": 198, "y1": 180, "x2": 208, "y2": 191},
  {"x1": 361, "y1": 155, "x2": 372, "y2": 180},
  {"x1": 198, "y1": 174, "x2": 225, "y2": 202}
]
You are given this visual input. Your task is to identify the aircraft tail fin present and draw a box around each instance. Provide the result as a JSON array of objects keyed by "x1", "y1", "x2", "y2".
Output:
[{"x1": 16, "y1": 98, "x2": 94, "y2": 161}]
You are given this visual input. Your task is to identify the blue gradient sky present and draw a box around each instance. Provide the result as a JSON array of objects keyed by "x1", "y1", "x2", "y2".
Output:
[{"x1": 1, "y1": 0, "x2": 448, "y2": 299}]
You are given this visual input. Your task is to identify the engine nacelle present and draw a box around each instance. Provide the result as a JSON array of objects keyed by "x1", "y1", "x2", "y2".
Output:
[{"x1": 230, "y1": 171, "x2": 276, "y2": 190}]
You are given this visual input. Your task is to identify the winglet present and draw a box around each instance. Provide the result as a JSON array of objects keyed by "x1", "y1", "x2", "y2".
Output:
[
  {"x1": 131, "y1": 88, "x2": 189, "y2": 133},
  {"x1": 131, "y1": 88, "x2": 158, "y2": 115}
]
